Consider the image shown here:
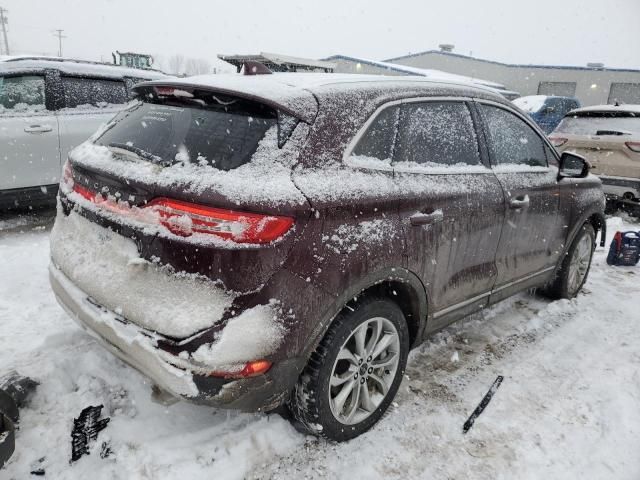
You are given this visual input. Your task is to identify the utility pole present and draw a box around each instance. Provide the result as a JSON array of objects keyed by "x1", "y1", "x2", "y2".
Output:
[
  {"x1": 0, "y1": 7, "x2": 9, "y2": 56},
  {"x1": 53, "y1": 29, "x2": 66, "y2": 57}
]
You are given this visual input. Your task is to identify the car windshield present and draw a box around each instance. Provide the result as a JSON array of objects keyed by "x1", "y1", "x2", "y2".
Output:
[
  {"x1": 554, "y1": 112, "x2": 640, "y2": 135},
  {"x1": 95, "y1": 96, "x2": 278, "y2": 170}
]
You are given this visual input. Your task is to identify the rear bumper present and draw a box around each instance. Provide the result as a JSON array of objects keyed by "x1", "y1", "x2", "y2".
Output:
[{"x1": 49, "y1": 264, "x2": 298, "y2": 411}]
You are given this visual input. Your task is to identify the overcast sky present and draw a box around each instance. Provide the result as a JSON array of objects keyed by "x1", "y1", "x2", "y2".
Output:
[{"x1": 2, "y1": 0, "x2": 639, "y2": 72}]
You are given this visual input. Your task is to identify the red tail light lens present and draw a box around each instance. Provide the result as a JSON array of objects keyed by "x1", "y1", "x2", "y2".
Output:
[
  {"x1": 147, "y1": 198, "x2": 294, "y2": 243},
  {"x1": 549, "y1": 136, "x2": 568, "y2": 147},
  {"x1": 625, "y1": 141, "x2": 640, "y2": 153},
  {"x1": 70, "y1": 185, "x2": 294, "y2": 244}
]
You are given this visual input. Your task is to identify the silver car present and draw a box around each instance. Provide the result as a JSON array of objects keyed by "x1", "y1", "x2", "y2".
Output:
[{"x1": 0, "y1": 57, "x2": 167, "y2": 209}]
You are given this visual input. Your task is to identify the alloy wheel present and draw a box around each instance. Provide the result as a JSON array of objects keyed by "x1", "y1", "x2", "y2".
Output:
[
  {"x1": 568, "y1": 235, "x2": 593, "y2": 295},
  {"x1": 328, "y1": 317, "x2": 401, "y2": 425}
]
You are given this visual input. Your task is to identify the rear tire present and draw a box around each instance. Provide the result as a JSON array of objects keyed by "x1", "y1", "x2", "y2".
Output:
[
  {"x1": 287, "y1": 298, "x2": 410, "y2": 441},
  {"x1": 545, "y1": 223, "x2": 595, "y2": 299}
]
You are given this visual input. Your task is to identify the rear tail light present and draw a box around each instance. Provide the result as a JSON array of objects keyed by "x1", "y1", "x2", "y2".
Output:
[
  {"x1": 70, "y1": 185, "x2": 294, "y2": 244},
  {"x1": 549, "y1": 136, "x2": 568, "y2": 147},
  {"x1": 625, "y1": 141, "x2": 640, "y2": 153},
  {"x1": 208, "y1": 360, "x2": 273, "y2": 379}
]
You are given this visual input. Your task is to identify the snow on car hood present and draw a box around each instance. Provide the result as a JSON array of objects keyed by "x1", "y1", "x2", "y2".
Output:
[{"x1": 50, "y1": 209, "x2": 234, "y2": 338}]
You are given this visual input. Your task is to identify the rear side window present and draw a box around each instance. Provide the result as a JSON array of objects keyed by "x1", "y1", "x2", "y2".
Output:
[
  {"x1": 61, "y1": 76, "x2": 127, "y2": 108},
  {"x1": 0, "y1": 75, "x2": 46, "y2": 112},
  {"x1": 95, "y1": 98, "x2": 278, "y2": 171},
  {"x1": 394, "y1": 101, "x2": 481, "y2": 167},
  {"x1": 480, "y1": 104, "x2": 547, "y2": 168},
  {"x1": 351, "y1": 105, "x2": 399, "y2": 162}
]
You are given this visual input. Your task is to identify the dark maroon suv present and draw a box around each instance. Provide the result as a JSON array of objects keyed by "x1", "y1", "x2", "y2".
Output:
[{"x1": 49, "y1": 73, "x2": 605, "y2": 441}]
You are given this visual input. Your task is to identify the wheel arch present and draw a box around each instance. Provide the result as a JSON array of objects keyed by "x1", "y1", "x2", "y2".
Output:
[{"x1": 303, "y1": 267, "x2": 428, "y2": 360}]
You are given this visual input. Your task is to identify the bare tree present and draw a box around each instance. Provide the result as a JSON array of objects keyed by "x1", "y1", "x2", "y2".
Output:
[
  {"x1": 184, "y1": 57, "x2": 212, "y2": 76},
  {"x1": 168, "y1": 54, "x2": 185, "y2": 75}
]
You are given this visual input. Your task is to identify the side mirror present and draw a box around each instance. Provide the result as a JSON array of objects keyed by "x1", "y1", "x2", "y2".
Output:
[{"x1": 558, "y1": 151, "x2": 590, "y2": 179}]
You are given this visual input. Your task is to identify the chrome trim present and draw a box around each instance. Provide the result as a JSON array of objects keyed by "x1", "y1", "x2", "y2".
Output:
[
  {"x1": 432, "y1": 265, "x2": 556, "y2": 319},
  {"x1": 433, "y1": 291, "x2": 490, "y2": 319},
  {"x1": 490, "y1": 266, "x2": 556, "y2": 294}
]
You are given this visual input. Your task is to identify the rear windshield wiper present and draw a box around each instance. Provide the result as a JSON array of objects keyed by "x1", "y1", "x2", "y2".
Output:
[
  {"x1": 107, "y1": 142, "x2": 162, "y2": 163},
  {"x1": 595, "y1": 129, "x2": 632, "y2": 136}
]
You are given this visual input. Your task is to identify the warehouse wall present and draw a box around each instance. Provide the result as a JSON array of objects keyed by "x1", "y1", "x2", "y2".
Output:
[{"x1": 387, "y1": 52, "x2": 640, "y2": 106}]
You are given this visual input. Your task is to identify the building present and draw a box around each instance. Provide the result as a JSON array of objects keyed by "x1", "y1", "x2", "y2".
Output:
[
  {"x1": 383, "y1": 48, "x2": 640, "y2": 106},
  {"x1": 218, "y1": 52, "x2": 335, "y2": 73},
  {"x1": 326, "y1": 55, "x2": 519, "y2": 99}
]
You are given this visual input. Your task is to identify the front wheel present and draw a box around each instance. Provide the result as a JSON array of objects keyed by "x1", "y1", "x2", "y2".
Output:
[
  {"x1": 288, "y1": 298, "x2": 410, "y2": 441},
  {"x1": 546, "y1": 223, "x2": 595, "y2": 299}
]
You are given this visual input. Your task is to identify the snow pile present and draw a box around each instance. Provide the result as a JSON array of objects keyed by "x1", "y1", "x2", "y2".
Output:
[
  {"x1": 191, "y1": 301, "x2": 285, "y2": 369},
  {"x1": 50, "y1": 209, "x2": 234, "y2": 338},
  {"x1": 512, "y1": 95, "x2": 549, "y2": 113}
]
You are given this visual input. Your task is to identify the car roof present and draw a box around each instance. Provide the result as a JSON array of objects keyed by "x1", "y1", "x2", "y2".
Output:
[
  {"x1": 135, "y1": 72, "x2": 507, "y2": 123},
  {"x1": 0, "y1": 56, "x2": 168, "y2": 80},
  {"x1": 568, "y1": 104, "x2": 640, "y2": 116}
]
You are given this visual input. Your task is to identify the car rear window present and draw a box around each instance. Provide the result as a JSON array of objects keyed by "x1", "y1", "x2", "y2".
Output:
[
  {"x1": 62, "y1": 76, "x2": 128, "y2": 108},
  {"x1": 554, "y1": 112, "x2": 640, "y2": 135},
  {"x1": 94, "y1": 97, "x2": 278, "y2": 171}
]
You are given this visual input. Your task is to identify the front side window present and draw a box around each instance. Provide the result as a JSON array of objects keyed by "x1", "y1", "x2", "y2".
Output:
[
  {"x1": 0, "y1": 75, "x2": 46, "y2": 112},
  {"x1": 480, "y1": 104, "x2": 547, "y2": 168},
  {"x1": 61, "y1": 76, "x2": 127, "y2": 108},
  {"x1": 350, "y1": 105, "x2": 399, "y2": 165},
  {"x1": 394, "y1": 101, "x2": 481, "y2": 167}
]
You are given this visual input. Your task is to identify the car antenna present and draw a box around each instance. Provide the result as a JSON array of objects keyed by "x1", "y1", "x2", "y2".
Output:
[{"x1": 242, "y1": 60, "x2": 272, "y2": 75}]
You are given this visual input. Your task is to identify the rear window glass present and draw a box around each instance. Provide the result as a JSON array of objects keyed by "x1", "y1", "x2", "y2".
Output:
[
  {"x1": 62, "y1": 76, "x2": 127, "y2": 108},
  {"x1": 95, "y1": 98, "x2": 277, "y2": 170},
  {"x1": 554, "y1": 113, "x2": 640, "y2": 135}
]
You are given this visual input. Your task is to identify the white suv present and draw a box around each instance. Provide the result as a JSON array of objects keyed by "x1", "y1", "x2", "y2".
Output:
[{"x1": 0, "y1": 57, "x2": 167, "y2": 209}]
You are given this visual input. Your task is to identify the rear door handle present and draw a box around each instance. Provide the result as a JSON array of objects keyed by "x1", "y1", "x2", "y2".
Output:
[
  {"x1": 24, "y1": 125, "x2": 53, "y2": 133},
  {"x1": 509, "y1": 195, "x2": 530, "y2": 210},
  {"x1": 410, "y1": 210, "x2": 444, "y2": 226}
]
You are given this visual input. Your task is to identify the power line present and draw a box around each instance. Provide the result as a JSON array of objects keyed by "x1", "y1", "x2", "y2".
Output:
[
  {"x1": 0, "y1": 7, "x2": 9, "y2": 56},
  {"x1": 53, "y1": 28, "x2": 66, "y2": 57}
]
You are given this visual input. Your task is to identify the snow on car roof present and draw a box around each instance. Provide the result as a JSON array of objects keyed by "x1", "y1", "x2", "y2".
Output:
[
  {"x1": 136, "y1": 72, "x2": 504, "y2": 123},
  {"x1": 0, "y1": 56, "x2": 168, "y2": 80},
  {"x1": 568, "y1": 104, "x2": 640, "y2": 115}
]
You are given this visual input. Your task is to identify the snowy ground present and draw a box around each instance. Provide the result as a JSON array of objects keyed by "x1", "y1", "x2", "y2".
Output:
[{"x1": 1, "y1": 210, "x2": 639, "y2": 479}]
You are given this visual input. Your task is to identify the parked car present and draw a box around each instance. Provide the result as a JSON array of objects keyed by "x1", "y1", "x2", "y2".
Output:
[
  {"x1": 0, "y1": 56, "x2": 167, "y2": 209},
  {"x1": 513, "y1": 95, "x2": 581, "y2": 134},
  {"x1": 49, "y1": 72, "x2": 605, "y2": 441},
  {"x1": 550, "y1": 104, "x2": 640, "y2": 205}
]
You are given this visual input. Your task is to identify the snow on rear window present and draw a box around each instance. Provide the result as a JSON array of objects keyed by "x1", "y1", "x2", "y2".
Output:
[
  {"x1": 95, "y1": 100, "x2": 277, "y2": 170},
  {"x1": 554, "y1": 115, "x2": 640, "y2": 135}
]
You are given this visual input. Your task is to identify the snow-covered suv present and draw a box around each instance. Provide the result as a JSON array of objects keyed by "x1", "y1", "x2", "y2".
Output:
[
  {"x1": 49, "y1": 72, "x2": 605, "y2": 441},
  {"x1": 0, "y1": 56, "x2": 166, "y2": 209}
]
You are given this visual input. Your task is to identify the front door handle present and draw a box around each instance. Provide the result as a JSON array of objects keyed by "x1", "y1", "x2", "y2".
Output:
[
  {"x1": 410, "y1": 210, "x2": 444, "y2": 226},
  {"x1": 24, "y1": 125, "x2": 53, "y2": 133},
  {"x1": 509, "y1": 195, "x2": 530, "y2": 210}
]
